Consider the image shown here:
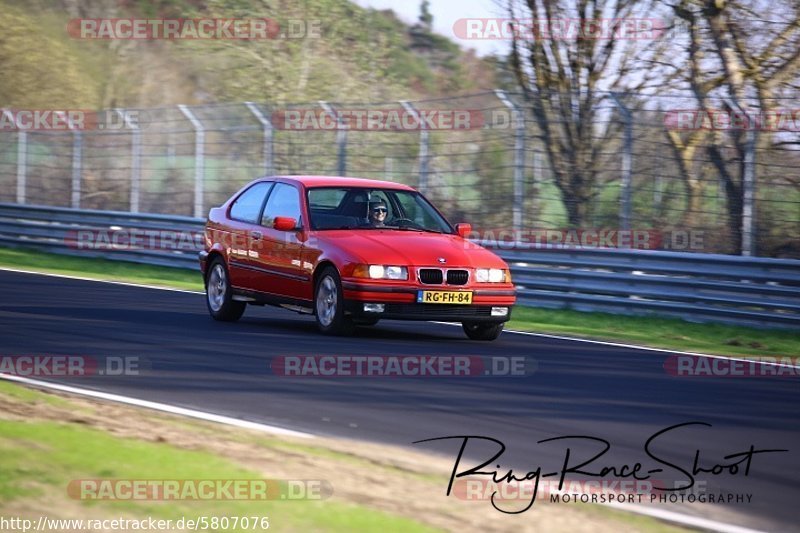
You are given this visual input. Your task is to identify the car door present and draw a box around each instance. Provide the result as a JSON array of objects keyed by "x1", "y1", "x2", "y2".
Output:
[
  {"x1": 225, "y1": 181, "x2": 273, "y2": 290},
  {"x1": 249, "y1": 182, "x2": 310, "y2": 300}
]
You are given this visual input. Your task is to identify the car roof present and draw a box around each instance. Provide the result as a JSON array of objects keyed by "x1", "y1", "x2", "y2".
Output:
[{"x1": 266, "y1": 175, "x2": 416, "y2": 191}]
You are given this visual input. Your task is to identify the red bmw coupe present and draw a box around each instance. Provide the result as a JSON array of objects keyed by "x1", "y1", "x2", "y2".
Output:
[{"x1": 199, "y1": 176, "x2": 516, "y2": 340}]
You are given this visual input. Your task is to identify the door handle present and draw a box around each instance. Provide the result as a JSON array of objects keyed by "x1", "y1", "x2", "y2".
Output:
[{"x1": 250, "y1": 231, "x2": 262, "y2": 240}]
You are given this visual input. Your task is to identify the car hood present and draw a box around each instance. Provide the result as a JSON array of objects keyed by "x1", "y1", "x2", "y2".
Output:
[{"x1": 312, "y1": 230, "x2": 507, "y2": 268}]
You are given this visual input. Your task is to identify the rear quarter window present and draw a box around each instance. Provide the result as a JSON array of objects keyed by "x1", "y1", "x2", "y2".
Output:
[
  {"x1": 230, "y1": 182, "x2": 272, "y2": 223},
  {"x1": 308, "y1": 189, "x2": 347, "y2": 209}
]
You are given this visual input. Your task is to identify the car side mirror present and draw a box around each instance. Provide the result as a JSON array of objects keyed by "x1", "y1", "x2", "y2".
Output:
[
  {"x1": 455, "y1": 223, "x2": 472, "y2": 238},
  {"x1": 273, "y1": 216, "x2": 298, "y2": 231}
]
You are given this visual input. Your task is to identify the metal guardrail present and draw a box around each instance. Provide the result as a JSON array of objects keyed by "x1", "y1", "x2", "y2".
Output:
[
  {"x1": 0, "y1": 203, "x2": 203, "y2": 270},
  {"x1": 488, "y1": 245, "x2": 800, "y2": 329},
  {"x1": 1, "y1": 203, "x2": 798, "y2": 329}
]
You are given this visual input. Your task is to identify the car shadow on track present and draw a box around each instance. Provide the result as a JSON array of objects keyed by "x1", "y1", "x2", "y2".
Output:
[{"x1": 238, "y1": 311, "x2": 469, "y2": 342}]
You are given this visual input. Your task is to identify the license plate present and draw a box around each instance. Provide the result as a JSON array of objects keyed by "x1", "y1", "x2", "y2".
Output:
[{"x1": 417, "y1": 290, "x2": 473, "y2": 305}]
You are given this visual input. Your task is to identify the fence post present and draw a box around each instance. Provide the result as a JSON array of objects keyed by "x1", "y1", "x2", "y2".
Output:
[
  {"x1": 115, "y1": 109, "x2": 141, "y2": 213},
  {"x1": 610, "y1": 93, "x2": 632, "y2": 235},
  {"x1": 17, "y1": 130, "x2": 26, "y2": 204},
  {"x1": 70, "y1": 121, "x2": 82, "y2": 209},
  {"x1": 399, "y1": 101, "x2": 429, "y2": 194},
  {"x1": 532, "y1": 151, "x2": 542, "y2": 224},
  {"x1": 245, "y1": 102, "x2": 274, "y2": 176},
  {"x1": 319, "y1": 101, "x2": 346, "y2": 176},
  {"x1": 495, "y1": 90, "x2": 525, "y2": 234},
  {"x1": 384, "y1": 156, "x2": 392, "y2": 180},
  {"x1": 2, "y1": 110, "x2": 26, "y2": 204},
  {"x1": 178, "y1": 105, "x2": 205, "y2": 218}
]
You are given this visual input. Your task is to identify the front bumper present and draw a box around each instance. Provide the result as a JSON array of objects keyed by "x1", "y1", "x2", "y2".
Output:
[
  {"x1": 344, "y1": 301, "x2": 512, "y2": 323},
  {"x1": 341, "y1": 280, "x2": 515, "y2": 323}
]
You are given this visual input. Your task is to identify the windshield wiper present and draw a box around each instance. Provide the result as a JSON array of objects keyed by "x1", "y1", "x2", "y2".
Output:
[
  {"x1": 391, "y1": 225, "x2": 442, "y2": 233},
  {"x1": 334, "y1": 225, "x2": 382, "y2": 230}
]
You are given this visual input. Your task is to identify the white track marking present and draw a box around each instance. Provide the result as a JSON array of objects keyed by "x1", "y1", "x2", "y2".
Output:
[
  {"x1": 0, "y1": 373, "x2": 313, "y2": 438},
  {"x1": 0, "y1": 266, "x2": 203, "y2": 294},
  {"x1": 605, "y1": 502, "x2": 766, "y2": 533}
]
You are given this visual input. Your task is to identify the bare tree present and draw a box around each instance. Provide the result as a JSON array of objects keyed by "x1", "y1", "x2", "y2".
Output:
[
  {"x1": 667, "y1": 0, "x2": 800, "y2": 253},
  {"x1": 508, "y1": 0, "x2": 670, "y2": 226}
]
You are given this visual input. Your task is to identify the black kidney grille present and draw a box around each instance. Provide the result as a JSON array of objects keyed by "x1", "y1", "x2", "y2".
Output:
[
  {"x1": 419, "y1": 268, "x2": 444, "y2": 284},
  {"x1": 446, "y1": 270, "x2": 469, "y2": 285}
]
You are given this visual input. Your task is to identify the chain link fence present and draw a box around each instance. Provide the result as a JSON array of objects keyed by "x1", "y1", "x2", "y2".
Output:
[{"x1": 0, "y1": 91, "x2": 797, "y2": 257}]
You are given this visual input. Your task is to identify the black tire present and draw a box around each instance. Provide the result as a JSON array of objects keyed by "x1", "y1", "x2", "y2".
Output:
[
  {"x1": 462, "y1": 321, "x2": 504, "y2": 341},
  {"x1": 205, "y1": 257, "x2": 246, "y2": 322},
  {"x1": 314, "y1": 266, "x2": 355, "y2": 336}
]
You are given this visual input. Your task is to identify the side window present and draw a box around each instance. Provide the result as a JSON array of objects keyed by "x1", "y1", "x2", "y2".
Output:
[
  {"x1": 262, "y1": 183, "x2": 302, "y2": 228},
  {"x1": 308, "y1": 188, "x2": 347, "y2": 210},
  {"x1": 229, "y1": 182, "x2": 272, "y2": 223}
]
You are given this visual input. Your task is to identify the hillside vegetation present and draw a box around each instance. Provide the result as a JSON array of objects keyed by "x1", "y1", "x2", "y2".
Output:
[{"x1": 0, "y1": 0, "x2": 499, "y2": 108}]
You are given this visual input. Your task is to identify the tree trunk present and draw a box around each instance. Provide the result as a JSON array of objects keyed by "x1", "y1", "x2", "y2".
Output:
[
  {"x1": 722, "y1": 176, "x2": 743, "y2": 255},
  {"x1": 562, "y1": 171, "x2": 589, "y2": 228},
  {"x1": 707, "y1": 142, "x2": 745, "y2": 255},
  {"x1": 685, "y1": 179, "x2": 704, "y2": 228}
]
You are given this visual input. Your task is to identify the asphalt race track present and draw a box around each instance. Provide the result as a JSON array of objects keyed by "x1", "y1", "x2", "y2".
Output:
[{"x1": 1, "y1": 269, "x2": 797, "y2": 531}]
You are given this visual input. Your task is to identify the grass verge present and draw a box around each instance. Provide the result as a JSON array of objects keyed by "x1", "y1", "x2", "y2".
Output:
[
  {"x1": 506, "y1": 307, "x2": 799, "y2": 358},
  {"x1": 0, "y1": 246, "x2": 797, "y2": 358},
  {"x1": 0, "y1": 379, "x2": 689, "y2": 532},
  {"x1": 0, "y1": 247, "x2": 202, "y2": 291}
]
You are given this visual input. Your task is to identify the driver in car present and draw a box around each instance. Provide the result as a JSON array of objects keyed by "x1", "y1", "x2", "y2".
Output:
[{"x1": 368, "y1": 201, "x2": 388, "y2": 227}]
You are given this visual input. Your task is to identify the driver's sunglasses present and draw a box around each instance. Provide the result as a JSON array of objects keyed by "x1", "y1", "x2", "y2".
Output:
[{"x1": 372, "y1": 208, "x2": 387, "y2": 214}]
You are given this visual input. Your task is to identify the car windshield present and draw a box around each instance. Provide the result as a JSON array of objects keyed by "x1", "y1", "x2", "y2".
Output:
[{"x1": 307, "y1": 187, "x2": 454, "y2": 233}]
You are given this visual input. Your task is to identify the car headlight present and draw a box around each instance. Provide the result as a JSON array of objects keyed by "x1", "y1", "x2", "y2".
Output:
[
  {"x1": 354, "y1": 265, "x2": 408, "y2": 280},
  {"x1": 475, "y1": 268, "x2": 506, "y2": 283},
  {"x1": 381, "y1": 266, "x2": 408, "y2": 280}
]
